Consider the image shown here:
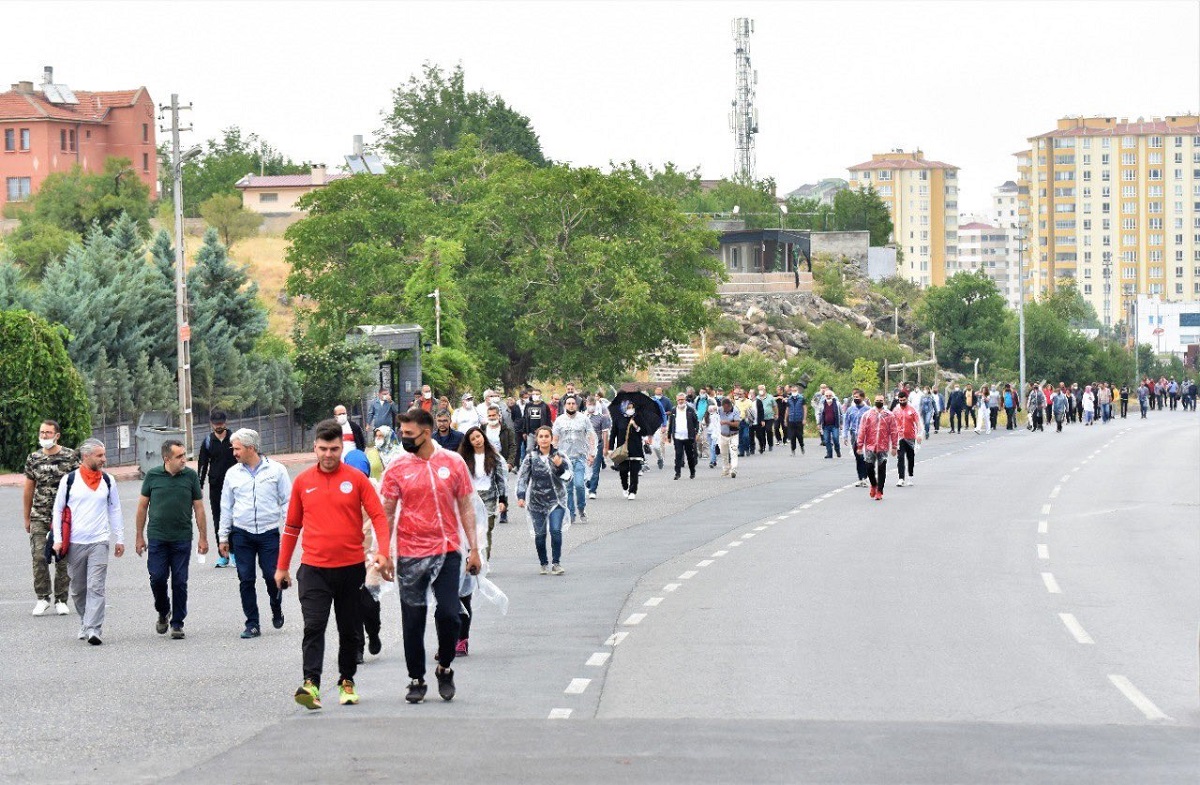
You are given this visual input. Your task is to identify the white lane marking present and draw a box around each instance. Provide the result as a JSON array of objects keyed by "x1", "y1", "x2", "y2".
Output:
[
  {"x1": 605, "y1": 632, "x2": 629, "y2": 646},
  {"x1": 1108, "y1": 675, "x2": 1173, "y2": 721},
  {"x1": 763, "y1": 521, "x2": 777, "y2": 526},
  {"x1": 1041, "y1": 504, "x2": 1052, "y2": 515},
  {"x1": 696, "y1": 559, "x2": 714, "y2": 567},
  {"x1": 1037, "y1": 544, "x2": 1050, "y2": 560},
  {"x1": 678, "y1": 570, "x2": 699, "y2": 579},
  {"x1": 821, "y1": 493, "x2": 834, "y2": 499},
  {"x1": 564, "y1": 678, "x2": 591, "y2": 694},
  {"x1": 810, "y1": 498, "x2": 824, "y2": 505},
  {"x1": 1072, "y1": 466, "x2": 1080, "y2": 472},
  {"x1": 753, "y1": 525, "x2": 767, "y2": 531},
  {"x1": 1049, "y1": 486, "x2": 1061, "y2": 499},
  {"x1": 623, "y1": 613, "x2": 647, "y2": 625},
  {"x1": 1058, "y1": 613, "x2": 1094, "y2": 644},
  {"x1": 790, "y1": 508, "x2": 802, "y2": 513},
  {"x1": 1038, "y1": 520, "x2": 1049, "y2": 534},
  {"x1": 644, "y1": 597, "x2": 663, "y2": 607},
  {"x1": 729, "y1": 541, "x2": 743, "y2": 547},
  {"x1": 1061, "y1": 474, "x2": 1071, "y2": 483},
  {"x1": 741, "y1": 533, "x2": 756, "y2": 539},
  {"x1": 548, "y1": 708, "x2": 573, "y2": 719},
  {"x1": 1041, "y1": 573, "x2": 1062, "y2": 594},
  {"x1": 800, "y1": 504, "x2": 812, "y2": 510},
  {"x1": 711, "y1": 550, "x2": 728, "y2": 557},
  {"x1": 663, "y1": 583, "x2": 680, "y2": 593},
  {"x1": 586, "y1": 652, "x2": 611, "y2": 667}
]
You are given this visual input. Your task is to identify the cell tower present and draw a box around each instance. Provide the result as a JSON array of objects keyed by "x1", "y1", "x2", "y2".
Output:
[{"x1": 729, "y1": 17, "x2": 758, "y2": 183}]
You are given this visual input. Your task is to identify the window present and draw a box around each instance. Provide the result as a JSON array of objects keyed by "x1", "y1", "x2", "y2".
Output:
[
  {"x1": 1149, "y1": 266, "x2": 1163, "y2": 278},
  {"x1": 1150, "y1": 251, "x2": 1163, "y2": 263},
  {"x1": 919, "y1": 171, "x2": 928, "y2": 181},
  {"x1": 259, "y1": 193, "x2": 278, "y2": 203},
  {"x1": 68, "y1": 129, "x2": 75, "y2": 151},
  {"x1": 1176, "y1": 284, "x2": 1184, "y2": 295},
  {"x1": 60, "y1": 129, "x2": 67, "y2": 151},
  {"x1": 1122, "y1": 218, "x2": 1137, "y2": 230},
  {"x1": 1148, "y1": 152, "x2": 1163, "y2": 165},
  {"x1": 142, "y1": 153, "x2": 149, "y2": 172},
  {"x1": 1121, "y1": 153, "x2": 1136, "y2": 166},
  {"x1": 1121, "y1": 185, "x2": 1135, "y2": 198},
  {"x1": 1149, "y1": 218, "x2": 1162, "y2": 230},
  {"x1": 1148, "y1": 168, "x2": 1162, "y2": 181},
  {"x1": 878, "y1": 170, "x2": 892, "y2": 181},
  {"x1": 1123, "y1": 266, "x2": 1137, "y2": 279},
  {"x1": 1121, "y1": 136, "x2": 1136, "y2": 148},
  {"x1": 1083, "y1": 219, "x2": 1092, "y2": 230},
  {"x1": 1101, "y1": 170, "x2": 1111, "y2": 182},
  {"x1": 1149, "y1": 283, "x2": 1163, "y2": 294},
  {"x1": 1102, "y1": 138, "x2": 1111, "y2": 149},
  {"x1": 1103, "y1": 219, "x2": 1111, "y2": 229},
  {"x1": 5, "y1": 176, "x2": 31, "y2": 201},
  {"x1": 1176, "y1": 266, "x2": 1185, "y2": 277},
  {"x1": 1149, "y1": 234, "x2": 1163, "y2": 246},
  {"x1": 1175, "y1": 136, "x2": 1183, "y2": 147},
  {"x1": 1122, "y1": 201, "x2": 1137, "y2": 214},
  {"x1": 1149, "y1": 136, "x2": 1163, "y2": 148},
  {"x1": 1175, "y1": 153, "x2": 1184, "y2": 164},
  {"x1": 20, "y1": 128, "x2": 30, "y2": 150},
  {"x1": 2, "y1": 129, "x2": 12, "y2": 151},
  {"x1": 1148, "y1": 185, "x2": 1163, "y2": 197},
  {"x1": 1082, "y1": 170, "x2": 1092, "y2": 181},
  {"x1": 1083, "y1": 268, "x2": 1092, "y2": 278},
  {"x1": 1084, "y1": 284, "x2": 1093, "y2": 294},
  {"x1": 1122, "y1": 234, "x2": 1137, "y2": 246},
  {"x1": 142, "y1": 123, "x2": 149, "y2": 143},
  {"x1": 1122, "y1": 170, "x2": 1137, "y2": 182},
  {"x1": 1082, "y1": 188, "x2": 1092, "y2": 198},
  {"x1": 1082, "y1": 138, "x2": 1091, "y2": 148}
]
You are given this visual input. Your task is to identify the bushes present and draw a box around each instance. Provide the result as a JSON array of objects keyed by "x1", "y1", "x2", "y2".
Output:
[
  {"x1": 676, "y1": 351, "x2": 783, "y2": 392},
  {"x1": 0, "y1": 310, "x2": 92, "y2": 471}
]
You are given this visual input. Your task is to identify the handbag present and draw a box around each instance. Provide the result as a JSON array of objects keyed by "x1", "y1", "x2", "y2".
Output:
[{"x1": 608, "y1": 421, "x2": 633, "y2": 466}]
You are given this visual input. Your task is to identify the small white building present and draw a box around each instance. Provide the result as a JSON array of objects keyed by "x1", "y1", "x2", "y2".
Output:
[
  {"x1": 957, "y1": 221, "x2": 1020, "y2": 310},
  {"x1": 1134, "y1": 295, "x2": 1200, "y2": 358}
]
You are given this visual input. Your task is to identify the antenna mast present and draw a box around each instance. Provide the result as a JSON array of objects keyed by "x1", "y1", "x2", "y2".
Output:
[{"x1": 729, "y1": 17, "x2": 758, "y2": 183}]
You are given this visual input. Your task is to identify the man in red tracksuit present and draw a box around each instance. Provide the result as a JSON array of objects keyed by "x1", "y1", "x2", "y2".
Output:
[
  {"x1": 276, "y1": 419, "x2": 391, "y2": 710},
  {"x1": 856, "y1": 395, "x2": 899, "y2": 501},
  {"x1": 891, "y1": 391, "x2": 923, "y2": 487}
]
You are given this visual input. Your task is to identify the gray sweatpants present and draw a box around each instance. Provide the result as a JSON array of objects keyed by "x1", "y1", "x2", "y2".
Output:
[{"x1": 68, "y1": 542, "x2": 109, "y2": 638}]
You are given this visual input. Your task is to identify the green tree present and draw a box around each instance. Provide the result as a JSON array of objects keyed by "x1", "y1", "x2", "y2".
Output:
[
  {"x1": 293, "y1": 336, "x2": 377, "y2": 427},
  {"x1": 676, "y1": 351, "x2": 783, "y2": 392},
  {"x1": 198, "y1": 193, "x2": 264, "y2": 247},
  {"x1": 851, "y1": 357, "x2": 881, "y2": 397},
  {"x1": 0, "y1": 220, "x2": 77, "y2": 278},
  {"x1": 378, "y1": 63, "x2": 547, "y2": 169},
  {"x1": 0, "y1": 259, "x2": 36, "y2": 311},
  {"x1": 915, "y1": 271, "x2": 1008, "y2": 373},
  {"x1": 164, "y1": 127, "x2": 307, "y2": 217},
  {"x1": 0, "y1": 310, "x2": 92, "y2": 470},
  {"x1": 4, "y1": 158, "x2": 152, "y2": 236},
  {"x1": 831, "y1": 185, "x2": 893, "y2": 245}
]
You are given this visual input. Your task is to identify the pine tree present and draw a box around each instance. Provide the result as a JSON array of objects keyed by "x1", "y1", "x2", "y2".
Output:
[
  {"x1": 0, "y1": 260, "x2": 36, "y2": 311},
  {"x1": 109, "y1": 212, "x2": 144, "y2": 260},
  {"x1": 189, "y1": 228, "x2": 267, "y2": 354}
]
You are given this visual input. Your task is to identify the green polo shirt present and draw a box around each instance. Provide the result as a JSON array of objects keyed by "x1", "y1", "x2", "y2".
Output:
[{"x1": 141, "y1": 465, "x2": 202, "y2": 542}]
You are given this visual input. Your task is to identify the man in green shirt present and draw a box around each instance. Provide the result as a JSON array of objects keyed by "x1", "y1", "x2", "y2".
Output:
[{"x1": 135, "y1": 439, "x2": 208, "y2": 639}]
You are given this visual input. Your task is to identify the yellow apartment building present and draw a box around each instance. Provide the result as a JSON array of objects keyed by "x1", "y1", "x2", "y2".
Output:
[
  {"x1": 1017, "y1": 115, "x2": 1200, "y2": 329},
  {"x1": 847, "y1": 149, "x2": 959, "y2": 288}
]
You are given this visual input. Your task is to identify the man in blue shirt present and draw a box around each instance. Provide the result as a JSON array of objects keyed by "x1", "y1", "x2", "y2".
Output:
[
  {"x1": 367, "y1": 389, "x2": 398, "y2": 431},
  {"x1": 842, "y1": 390, "x2": 871, "y2": 486}
]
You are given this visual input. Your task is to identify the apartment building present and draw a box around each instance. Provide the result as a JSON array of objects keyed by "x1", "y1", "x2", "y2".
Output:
[
  {"x1": 847, "y1": 149, "x2": 959, "y2": 287},
  {"x1": 1016, "y1": 115, "x2": 1200, "y2": 329},
  {"x1": 957, "y1": 221, "x2": 1019, "y2": 310}
]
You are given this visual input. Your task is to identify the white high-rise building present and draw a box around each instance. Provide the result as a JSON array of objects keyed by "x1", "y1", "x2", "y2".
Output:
[{"x1": 958, "y1": 221, "x2": 1020, "y2": 309}]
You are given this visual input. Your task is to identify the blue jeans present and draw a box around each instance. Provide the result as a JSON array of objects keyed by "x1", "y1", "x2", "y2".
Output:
[
  {"x1": 529, "y1": 506, "x2": 565, "y2": 566},
  {"x1": 708, "y1": 436, "x2": 718, "y2": 465},
  {"x1": 231, "y1": 528, "x2": 282, "y2": 628},
  {"x1": 587, "y1": 442, "x2": 604, "y2": 493},
  {"x1": 147, "y1": 539, "x2": 191, "y2": 629},
  {"x1": 822, "y1": 425, "x2": 841, "y2": 457},
  {"x1": 738, "y1": 421, "x2": 751, "y2": 456},
  {"x1": 565, "y1": 456, "x2": 588, "y2": 517}
]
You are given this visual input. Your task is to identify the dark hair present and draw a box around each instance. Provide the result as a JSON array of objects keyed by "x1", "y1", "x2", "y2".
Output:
[
  {"x1": 399, "y1": 408, "x2": 435, "y2": 431},
  {"x1": 434, "y1": 408, "x2": 452, "y2": 420},
  {"x1": 41, "y1": 419, "x2": 61, "y2": 434},
  {"x1": 209, "y1": 409, "x2": 228, "y2": 424},
  {"x1": 161, "y1": 439, "x2": 184, "y2": 460},
  {"x1": 313, "y1": 418, "x2": 342, "y2": 443},
  {"x1": 458, "y1": 426, "x2": 499, "y2": 475}
]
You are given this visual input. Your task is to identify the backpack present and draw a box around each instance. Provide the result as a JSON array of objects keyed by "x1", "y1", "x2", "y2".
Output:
[{"x1": 45, "y1": 470, "x2": 112, "y2": 564}]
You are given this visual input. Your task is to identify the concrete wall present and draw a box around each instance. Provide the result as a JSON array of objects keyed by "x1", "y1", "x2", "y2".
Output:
[
  {"x1": 867, "y1": 247, "x2": 897, "y2": 281},
  {"x1": 811, "y1": 230, "x2": 869, "y2": 265}
]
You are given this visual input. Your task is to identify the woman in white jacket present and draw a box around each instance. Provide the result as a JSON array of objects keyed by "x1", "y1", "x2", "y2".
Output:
[{"x1": 1082, "y1": 385, "x2": 1096, "y2": 425}]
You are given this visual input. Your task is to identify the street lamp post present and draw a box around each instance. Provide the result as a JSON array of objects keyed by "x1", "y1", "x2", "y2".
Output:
[
  {"x1": 427, "y1": 288, "x2": 441, "y2": 347},
  {"x1": 1017, "y1": 232, "x2": 1026, "y2": 398}
]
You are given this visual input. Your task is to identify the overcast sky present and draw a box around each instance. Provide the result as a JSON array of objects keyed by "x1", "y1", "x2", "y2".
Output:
[{"x1": 5, "y1": 0, "x2": 1198, "y2": 216}]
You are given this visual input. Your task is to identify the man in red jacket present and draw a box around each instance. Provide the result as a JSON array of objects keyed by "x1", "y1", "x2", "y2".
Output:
[
  {"x1": 276, "y1": 419, "x2": 391, "y2": 710},
  {"x1": 891, "y1": 391, "x2": 922, "y2": 487},
  {"x1": 856, "y1": 395, "x2": 899, "y2": 501}
]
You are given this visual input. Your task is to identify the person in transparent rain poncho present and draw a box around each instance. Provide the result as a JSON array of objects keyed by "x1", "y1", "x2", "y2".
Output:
[
  {"x1": 516, "y1": 425, "x2": 573, "y2": 574},
  {"x1": 380, "y1": 409, "x2": 506, "y2": 704}
]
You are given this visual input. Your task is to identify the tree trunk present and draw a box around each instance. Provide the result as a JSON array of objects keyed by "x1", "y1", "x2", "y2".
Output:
[{"x1": 500, "y1": 353, "x2": 534, "y2": 392}]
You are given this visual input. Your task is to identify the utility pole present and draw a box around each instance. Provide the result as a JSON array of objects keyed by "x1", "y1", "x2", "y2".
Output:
[
  {"x1": 427, "y1": 288, "x2": 441, "y2": 346},
  {"x1": 160, "y1": 94, "x2": 195, "y2": 456},
  {"x1": 1017, "y1": 232, "x2": 1026, "y2": 398}
]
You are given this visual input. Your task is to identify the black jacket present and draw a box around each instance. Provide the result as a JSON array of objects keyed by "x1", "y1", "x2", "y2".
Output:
[
  {"x1": 666, "y1": 406, "x2": 700, "y2": 442},
  {"x1": 519, "y1": 401, "x2": 553, "y2": 437},
  {"x1": 197, "y1": 430, "x2": 236, "y2": 487},
  {"x1": 947, "y1": 390, "x2": 966, "y2": 411}
]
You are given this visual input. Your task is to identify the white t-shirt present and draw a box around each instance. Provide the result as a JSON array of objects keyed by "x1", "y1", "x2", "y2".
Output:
[
  {"x1": 471, "y1": 452, "x2": 492, "y2": 493},
  {"x1": 453, "y1": 406, "x2": 481, "y2": 432},
  {"x1": 673, "y1": 407, "x2": 690, "y2": 440}
]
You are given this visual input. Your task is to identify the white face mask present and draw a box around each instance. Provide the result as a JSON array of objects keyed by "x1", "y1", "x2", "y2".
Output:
[
  {"x1": 374, "y1": 438, "x2": 384, "y2": 448},
  {"x1": 531, "y1": 395, "x2": 541, "y2": 403},
  {"x1": 39, "y1": 438, "x2": 56, "y2": 450},
  {"x1": 336, "y1": 414, "x2": 348, "y2": 425},
  {"x1": 423, "y1": 391, "x2": 432, "y2": 400}
]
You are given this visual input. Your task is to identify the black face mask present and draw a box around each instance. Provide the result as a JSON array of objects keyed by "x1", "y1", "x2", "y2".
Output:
[
  {"x1": 401, "y1": 436, "x2": 423, "y2": 454},
  {"x1": 853, "y1": 399, "x2": 863, "y2": 405},
  {"x1": 875, "y1": 402, "x2": 885, "y2": 409}
]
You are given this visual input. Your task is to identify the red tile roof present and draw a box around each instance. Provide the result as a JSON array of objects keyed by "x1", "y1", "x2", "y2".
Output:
[
  {"x1": 1034, "y1": 119, "x2": 1200, "y2": 138},
  {"x1": 0, "y1": 87, "x2": 146, "y2": 123},
  {"x1": 235, "y1": 173, "x2": 352, "y2": 189},
  {"x1": 848, "y1": 157, "x2": 957, "y2": 171}
]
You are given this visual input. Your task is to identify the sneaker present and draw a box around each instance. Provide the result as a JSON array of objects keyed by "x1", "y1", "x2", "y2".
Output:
[
  {"x1": 356, "y1": 648, "x2": 365, "y2": 665},
  {"x1": 710, "y1": 462, "x2": 717, "y2": 468},
  {"x1": 730, "y1": 471, "x2": 736, "y2": 479},
  {"x1": 578, "y1": 512, "x2": 588, "y2": 524},
  {"x1": 588, "y1": 492, "x2": 597, "y2": 500},
  {"x1": 295, "y1": 679, "x2": 321, "y2": 710},
  {"x1": 170, "y1": 627, "x2": 185, "y2": 640},
  {"x1": 657, "y1": 457, "x2": 664, "y2": 470},
  {"x1": 55, "y1": 601, "x2": 69, "y2": 616},
  {"x1": 906, "y1": 478, "x2": 914, "y2": 486},
  {"x1": 435, "y1": 666, "x2": 456, "y2": 701},
  {"x1": 32, "y1": 599, "x2": 51, "y2": 617},
  {"x1": 627, "y1": 493, "x2": 636, "y2": 500},
  {"x1": 240, "y1": 625, "x2": 261, "y2": 639},
  {"x1": 876, "y1": 490, "x2": 884, "y2": 501},
  {"x1": 156, "y1": 613, "x2": 169, "y2": 635},
  {"x1": 406, "y1": 679, "x2": 427, "y2": 704},
  {"x1": 456, "y1": 638, "x2": 469, "y2": 657},
  {"x1": 721, "y1": 469, "x2": 730, "y2": 477},
  {"x1": 338, "y1": 679, "x2": 359, "y2": 706},
  {"x1": 214, "y1": 555, "x2": 230, "y2": 568},
  {"x1": 896, "y1": 479, "x2": 906, "y2": 487},
  {"x1": 272, "y1": 613, "x2": 284, "y2": 630},
  {"x1": 551, "y1": 563, "x2": 565, "y2": 576},
  {"x1": 77, "y1": 627, "x2": 86, "y2": 641},
  {"x1": 368, "y1": 633, "x2": 382, "y2": 656},
  {"x1": 622, "y1": 490, "x2": 629, "y2": 499},
  {"x1": 869, "y1": 486, "x2": 878, "y2": 499},
  {"x1": 540, "y1": 565, "x2": 549, "y2": 575},
  {"x1": 87, "y1": 634, "x2": 102, "y2": 646}
]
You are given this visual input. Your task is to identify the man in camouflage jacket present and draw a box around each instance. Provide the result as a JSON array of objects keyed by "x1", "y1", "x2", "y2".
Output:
[{"x1": 23, "y1": 419, "x2": 80, "y2": 616}]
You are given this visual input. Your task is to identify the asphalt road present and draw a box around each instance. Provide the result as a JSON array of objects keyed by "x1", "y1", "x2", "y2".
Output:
[{"x1": 2, "y1": 414, "x2": 1197, "y2": 784}]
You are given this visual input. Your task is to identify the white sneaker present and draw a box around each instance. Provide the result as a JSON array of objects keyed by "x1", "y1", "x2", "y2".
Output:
[
  {"x1": 32, "y1": 599, "x2": 51, "y2": 616},
  {"x1": 627, "y1": 493, "x2": 636, "y2": 500},
  {"x1": 588, "y1": 492, "x2": 597, "y2": 500},
  {"x1": 622, "y1": 490, "x2": 629, "y2": 499},
  {"x1": 55, "y1": 601, "x2": 70, "y2": 616},
  {"x1": 905, "y1": 478, "x2": 914, "y2": 486},
  {"x1": 896, "y1": 479, "x2": 906, "y2": 487},
  {"x1": 77, "y1": 627, "x2": 86, "y2": 640}
]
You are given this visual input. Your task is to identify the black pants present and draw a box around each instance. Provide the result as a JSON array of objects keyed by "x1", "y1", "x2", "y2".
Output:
[
  {"x1": 619, "y1": 459, "x2": 641, "y2": 494},
  {"x1": 458, "y1": 592, "x2": 473, "y2": 642},
  {"x1": 1005, "y1": 407, "x2": 1016, "y2": 429},
  {"x1": 852, "y1": 445, "x2": 868, "y2": 480},
  {"x1": 989, "y1": 407, "x2": 999, "y2": 430},
  {"x1": 774, "y1": 417, "x2": 786, "y2": 443},
  {"x1": 965, "y1": 408, "x2": 977, "y2": 428},
  {"x1": 786, "y1": 422, "x2": 805, "y2": 453},
  {"x1": 949, "y1": 409, "x2": 963, "y2": 432},
  {"x1": 760, "y1": 419, "x2": 775, "y2": 450},
  {"x1": 400, "y1": 550, "x2": 462, "y2": 680},
  {"x1": 208, "y1": 475, "x2": 226, "y2": 533},
  {"x1": 1120, "y1": 398, "x2": 1128, "y2": 417},
  {"x1": 1055, "y1": 414, "x2": 1064, "y2": 432},
  {"x1": 298, "y1": 562, "x2": 365, "y2": 688},
  {"x1": 897, "y1": 440, "x2": 915, "y2": 479},
  {"x1": 673, "y1": 440, "x2": 697, "y2": 477},
  {"x1": 356, "y1": 585, "x2": 381, "y2": 654},
  {"x1": 866, "y1": 457, "x2": 888, "y2": 490},
  {"x1": 1030, "y1": 409, "x2": 1043, "y2": 431}
]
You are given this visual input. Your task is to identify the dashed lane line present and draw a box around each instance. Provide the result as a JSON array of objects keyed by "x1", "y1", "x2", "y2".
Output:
[
  {"x1": 623, "y1": 613, "x2": 647, "y2": 626},
  {"x1": 1041, "y1": 572, "x2": 1062, "y2": 594},
  {"x1": 1037, "y1": 544, "x2": 1050, "y2": 560},
  {"x1": 605, "y1": 632, "x2": 629, "y2": 646},
  {"x1": 1038, "y1": 520, "x2": 1049, "y2": 534},
  {"x1": 662, "y1": 583, "x2": 680, "y2": 592},
  {"x1": 564, "y1": 678, "x2": 591, "y2": 695},
  {"x1": 643, "y1": 597, "x2": 663, "y2": 607},
  {"x1": 1058, "y1": 613, "x2": 1094, "y2": 644},
  {"x1": 548, "y1": 708, "x2": 573, "y2": 719},
  {"x1": 1108, "y1": 675, "x2": 1173, "y2": 721},
  {"x1": 586, "y1": 652, "x2": 611, "y2": 667}
]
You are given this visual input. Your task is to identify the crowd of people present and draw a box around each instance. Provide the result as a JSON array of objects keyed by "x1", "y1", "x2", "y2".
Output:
[{"x1": 18, "y1": 369, "x2": 1196, "y2": 708}]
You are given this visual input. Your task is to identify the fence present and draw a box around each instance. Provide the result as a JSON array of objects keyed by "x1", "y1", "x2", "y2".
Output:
[{"x1": 91, "y1": 411, "x2": 311, "y2": 467}]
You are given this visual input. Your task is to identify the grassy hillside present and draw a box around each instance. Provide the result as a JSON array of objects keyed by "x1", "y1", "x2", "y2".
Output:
[{"x1": 227, "y1": 236, "x2": 294, "y2": 338}]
